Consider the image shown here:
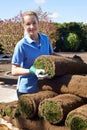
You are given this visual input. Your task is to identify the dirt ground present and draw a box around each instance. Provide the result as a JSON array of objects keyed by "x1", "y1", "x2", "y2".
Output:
[{"x1": 60, "y1": 52, "x2": 87, "y2": 63}]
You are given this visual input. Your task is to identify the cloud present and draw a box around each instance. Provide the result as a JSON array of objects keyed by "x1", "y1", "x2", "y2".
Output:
[
  {"x1": 48, "y1": 12, "x2": 59, "y2": 19},
  {"x1": 34, "y1": 0, "x2": 45, "y2": 3}
]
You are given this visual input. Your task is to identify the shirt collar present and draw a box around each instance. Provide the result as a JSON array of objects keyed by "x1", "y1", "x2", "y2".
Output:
[
  {"x1": 24, "y1": 33, "x2": 41, "y2": 44},
  {"x1": 24, "y1": 35, "x2": 34, "y2": 44}
]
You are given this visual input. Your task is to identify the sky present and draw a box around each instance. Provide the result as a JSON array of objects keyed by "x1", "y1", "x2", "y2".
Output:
[{"x1": 0, "y1": 0, "x2": 87, "y2": 23}]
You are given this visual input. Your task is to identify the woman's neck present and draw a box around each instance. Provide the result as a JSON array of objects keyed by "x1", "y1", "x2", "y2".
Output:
[
  {"x1": 31, "y1": 34, "x2": 40, "y2": 43},
  {"x1": 24, "y1": 31, "x2": 40, "y2": 43}
]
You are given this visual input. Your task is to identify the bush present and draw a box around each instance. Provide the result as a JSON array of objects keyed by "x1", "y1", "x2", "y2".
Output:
[
  {"x1": 65, "y1": 33, "x2": 80, "y2": 52},
  {"x1": 0, "y1": 21, "x2": 23, "y2": 54}
]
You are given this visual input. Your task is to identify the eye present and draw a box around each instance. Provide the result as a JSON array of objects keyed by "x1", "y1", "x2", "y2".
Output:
[
  {"x1": 26, "y1": 23, "x2": 31, "y2": 26},
  {"x1": 33, "y1": 21, "x2": 37, "y2": 25}
]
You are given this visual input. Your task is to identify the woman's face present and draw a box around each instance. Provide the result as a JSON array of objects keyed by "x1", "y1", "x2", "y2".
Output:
[{"x1": 23, "y1": 15, "x2": 39, "y2": 38}]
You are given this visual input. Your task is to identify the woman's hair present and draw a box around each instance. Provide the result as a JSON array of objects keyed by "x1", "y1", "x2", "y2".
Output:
[{"x1": 22, "y1": 11, "x2": 39, "y2": 24}]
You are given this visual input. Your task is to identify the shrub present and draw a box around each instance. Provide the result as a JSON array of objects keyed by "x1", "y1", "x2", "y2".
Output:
[{"x1": 64, "y1": 33, "x2": 80, "y2": 52}]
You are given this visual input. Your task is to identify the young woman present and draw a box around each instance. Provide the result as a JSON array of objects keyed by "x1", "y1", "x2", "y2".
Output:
[{"x1": 11, "y1": 11, "x2": 54, "y2": 98}]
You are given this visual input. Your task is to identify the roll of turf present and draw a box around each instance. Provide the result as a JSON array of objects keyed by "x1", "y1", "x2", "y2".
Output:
[
  {"x1": 38, "y1": 74, "x2": 87, "y2": 99},
  {"x1": 34, "y1": 55, "x2": 87, "y2": 78},
  {"x1": 65, "y1": 104, "x2": 87, "y2": 130},
  {"x1": 38, "y1": 94, "x2": 84, "y2": 124}
]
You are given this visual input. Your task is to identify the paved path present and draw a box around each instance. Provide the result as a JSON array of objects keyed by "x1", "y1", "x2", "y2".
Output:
[{"x1": 0, "y1": 84, "x2": 18, "y2": 103}]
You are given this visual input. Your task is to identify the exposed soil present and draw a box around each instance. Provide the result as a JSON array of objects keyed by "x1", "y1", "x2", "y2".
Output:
[{"x1": 60, "y1": 52, "x2": 87, "y2": 63}]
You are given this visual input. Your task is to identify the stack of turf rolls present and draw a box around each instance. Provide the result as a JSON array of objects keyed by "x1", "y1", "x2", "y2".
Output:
[{"x1": 18, "y1": 91, "x2": 57, "y2": 118}]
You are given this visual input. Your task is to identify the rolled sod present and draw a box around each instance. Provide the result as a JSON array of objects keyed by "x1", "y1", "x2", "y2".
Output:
[
  {"x1": 38, "y1": 74, "x2": 87, "y2": 99},
  {"x1": 65, "y1": 104, "x2": 87, "y2": 130},
  {"x1": 0, "y1": 101, "x2": 19, "y2": 119},
  {"x1": 38, "y1": 94, "x2": 84, "y2": 124},
  {"x1": 34, "y1": 55, "x2": 87, "y2": 78},
  {"x1": 18, "y1": 91, "x2": 57, "y2": 118}
]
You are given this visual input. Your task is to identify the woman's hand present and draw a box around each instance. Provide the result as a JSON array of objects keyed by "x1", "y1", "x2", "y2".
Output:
[{"x1": 30, "y1": 66, "x2": 48, "y2": 78}]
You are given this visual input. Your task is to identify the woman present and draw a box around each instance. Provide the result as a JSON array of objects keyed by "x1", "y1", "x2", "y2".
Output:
[{"x1": 11, "y1": 11, "x2": 54, "y2": 98}]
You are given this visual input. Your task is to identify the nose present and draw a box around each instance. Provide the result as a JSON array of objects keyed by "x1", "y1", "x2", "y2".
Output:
[{"x1": 30, "y1": 24, "x2": 34, "y2": 29}]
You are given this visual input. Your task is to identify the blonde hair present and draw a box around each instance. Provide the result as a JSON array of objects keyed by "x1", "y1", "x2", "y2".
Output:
[{"x1": 22, "y1": 11, "x2": 39, "y2": 24}]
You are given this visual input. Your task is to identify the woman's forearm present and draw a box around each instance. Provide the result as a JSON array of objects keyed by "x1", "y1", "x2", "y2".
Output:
[{"x1": 11, "y1": 65, "x2": 29, "y2": 76}]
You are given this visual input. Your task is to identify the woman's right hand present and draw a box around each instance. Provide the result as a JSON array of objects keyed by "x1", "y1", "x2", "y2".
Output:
[{"x1": 30, "y1": 66, "x2": 48, "y2": 78}]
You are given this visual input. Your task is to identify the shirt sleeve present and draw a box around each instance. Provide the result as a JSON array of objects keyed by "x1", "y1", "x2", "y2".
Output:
[
  {"x1": 49, "y1": 43, "x2": 54, "y2": 54},
  {"x1": 47, "y1": 36, "x2": 54, "y2": 54},
  {"x1": 11, "y1": 42, "x2": 24, "y2": 66}
]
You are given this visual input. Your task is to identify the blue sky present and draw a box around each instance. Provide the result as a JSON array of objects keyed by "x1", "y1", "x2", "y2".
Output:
[{"x1": 0, "y1": 0, "x2": 87, "y2": 23}]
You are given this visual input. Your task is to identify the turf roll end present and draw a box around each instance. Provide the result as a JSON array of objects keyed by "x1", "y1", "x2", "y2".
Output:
[
  {"x1": 34, "y1": 55, "x2": 55, "y2": 78},
  {"x1": 18, "y1": 95, "x2": 36, "y2": 118},
  {"x1": 38, "y1": 99, "x2": 63, "y2": 124},
  {"x1": 66, "y1": 114, "x2": 87, "y2": 130}
]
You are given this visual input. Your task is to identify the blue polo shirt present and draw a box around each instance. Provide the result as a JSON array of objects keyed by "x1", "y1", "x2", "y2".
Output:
[{"x1": 12, "y1": 33, "x2": 53, "y2": 93}]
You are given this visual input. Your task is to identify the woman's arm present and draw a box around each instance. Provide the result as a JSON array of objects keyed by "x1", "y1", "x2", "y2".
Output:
[
  {"x1": 11, "y1": 64, "x2": 29, "y2": 76},
  {"x1": 11, "y1": 64, "x2": 47, "y2": 78}
]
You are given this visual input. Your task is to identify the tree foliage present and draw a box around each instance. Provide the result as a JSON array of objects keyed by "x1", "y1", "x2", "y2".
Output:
[{"x1": 55, "y1": 22, "x2": 87, "y2": 52}]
